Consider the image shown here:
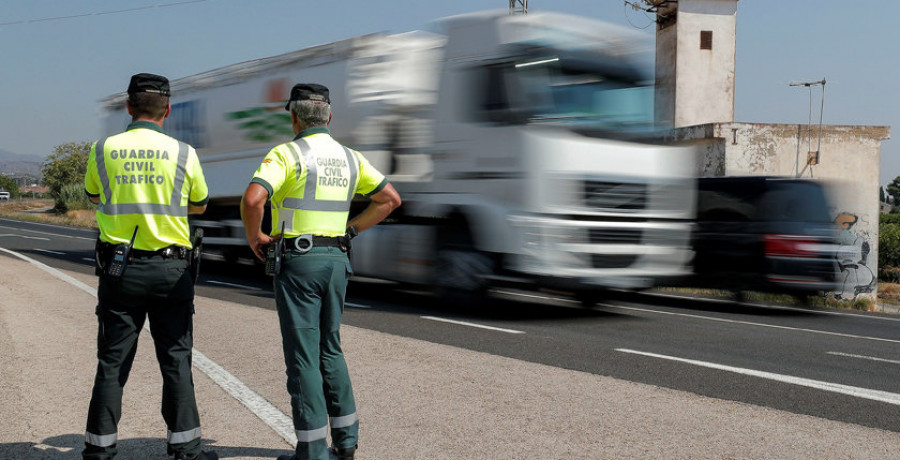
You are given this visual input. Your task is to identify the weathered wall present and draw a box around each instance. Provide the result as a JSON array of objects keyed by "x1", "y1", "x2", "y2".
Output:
[
  {"x1": 672, "y1": 122, "x2": 890, "y2": 300},
  {"x1": 670, "y1": 0, "x2": 738, "y2": 127}
]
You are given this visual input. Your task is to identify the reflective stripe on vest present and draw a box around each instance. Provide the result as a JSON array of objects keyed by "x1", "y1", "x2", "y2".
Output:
[
  {"x1": 94, "y1": 137, "x2": 190, "y2": 217},
  {"x1": 281, "y1": 139, "x2": 359, "y2": 212}
]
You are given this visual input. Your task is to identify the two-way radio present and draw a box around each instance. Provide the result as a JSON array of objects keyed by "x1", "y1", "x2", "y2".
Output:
[
  {"x1": 106, "y1": 226, "x2": 138, "y2": 279},
  {"x1": 265, "y1": 221, "x2": 286, "y2": 276}
]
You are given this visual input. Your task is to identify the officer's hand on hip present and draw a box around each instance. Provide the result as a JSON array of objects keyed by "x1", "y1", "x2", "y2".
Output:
[{"x1": 249, "y1": 233, "x2": 276, "y2": 262}]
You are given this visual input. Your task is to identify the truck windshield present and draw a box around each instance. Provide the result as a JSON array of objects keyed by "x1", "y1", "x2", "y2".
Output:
[{"x1": 479, "y1": 49, "x2": 655, "y2": 133}]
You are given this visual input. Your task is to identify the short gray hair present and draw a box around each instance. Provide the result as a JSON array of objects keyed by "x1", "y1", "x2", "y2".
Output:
[{"x1": 289, "y1": 100, "x2": 331, "y2": 126}]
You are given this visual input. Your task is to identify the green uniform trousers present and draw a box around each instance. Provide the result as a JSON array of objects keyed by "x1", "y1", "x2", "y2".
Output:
[
  {"x1": 83, "y1": 256, "x2": 203, "y2": 460},
  {"x1": 274, "y1": 246, "x2": 359, "y2": 460}
]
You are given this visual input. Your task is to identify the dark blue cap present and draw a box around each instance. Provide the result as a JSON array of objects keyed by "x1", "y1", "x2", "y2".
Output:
[
  {"x1": 285, "y1": 83, "x2": 330, "y2": 110},
  {"x1": 127, "y1": 73, "x2": 170, "y2": 97}
]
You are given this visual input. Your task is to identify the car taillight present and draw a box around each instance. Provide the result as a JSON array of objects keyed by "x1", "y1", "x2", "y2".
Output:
[{"x1": 763, "y1": 234, "x2": 820, "y2": 258}]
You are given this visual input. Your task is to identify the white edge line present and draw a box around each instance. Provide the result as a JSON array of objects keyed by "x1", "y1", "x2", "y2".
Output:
[
  {"x1": 0, "y1": 247, "x2": 96, "y2": 296},
  {"x1": 421, "y1": 316, "x2": 524, "y2": 334},
  {"x1": 35, "y1": 248, "x2": 65, "y2": 255},
  {"x1": 0, "y1": 246, "x2": 296, "y2": 447},
  {"x1": 191, "y1": 349, "x2": 297, "y2": 445},
  {"x1": 827, "y1": 351, "x2": 900, "y2": 366},
  {"x1": 616, "y1": 348, "x2": 900, "y2": 406},
  {"x1": 206, "y1": 280, "x2": 263, "y2": 291},
  {"x1": 345, "y1": 302, "x2": 371, "y2": 309},
  {"x1": 610, "y1": 304, "x2": 900, "y2": 345},
  {"x1": 647, "y1": 291, "x2": 900, "y2": 322}
]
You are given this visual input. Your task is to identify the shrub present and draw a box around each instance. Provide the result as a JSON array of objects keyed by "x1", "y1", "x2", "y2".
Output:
[
  {"x1": 57, "y1": 182, "x2": 96, "y2": 213},
  {"x1": 879, "y1": 213, "x2": 900, "y2": 281}
]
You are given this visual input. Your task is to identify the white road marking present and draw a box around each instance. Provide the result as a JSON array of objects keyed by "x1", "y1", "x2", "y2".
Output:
[
  {"x1": 0, "y1": 247, "x2": 95, "y2": 296},
  {"x1": 0, "y1": 233, "x2": 50, "y2": 240},
  {"x1": 346, "y1": 302, "x2": 371, "y2": 309},
  {"x1": 35, "y1": 248, "x2": 65, "y2": 255},
  {"x1": 206, "y1": 280, "x2": 263, "y2": 291},
  {"x1": 0, "y1": 246, "x2": 297, "y2": 447},
  {"x1": 82, "y1": 258, "x2": 95, "y2": 263},
  {"x1": 190, "y1": 349, "x2": 297, "y2": 445},
  {"x1": 421, "y1": 316, "x2": 524, "y2": 334},
  {"x1": 647, "y1": 291, "x2": 900, "y2": 322},
  {"x1": 827, "y1": 351, "x2": 900, "y2": 366},
  {"x1": 610, "y1": 304, "x2": 900, "y2": 345},
  {"x1": 616, "y1": 348, "x2": 900, "y2": 406},
  {"x1": 0, "y1": 223, "x2": 95, "y2": 240}
]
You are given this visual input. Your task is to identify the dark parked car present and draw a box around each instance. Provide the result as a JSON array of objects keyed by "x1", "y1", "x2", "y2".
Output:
[{"x1": 687, "y1": 176, "x2": 839, "y2": 299}]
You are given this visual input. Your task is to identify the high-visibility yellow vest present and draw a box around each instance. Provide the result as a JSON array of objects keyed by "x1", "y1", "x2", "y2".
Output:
[
  {"x1": 84, "y1": 121, "x2": 209, "y2": 250},
  {"x1": 251, "y1": 127, "x2": 387, "y2": 238}
]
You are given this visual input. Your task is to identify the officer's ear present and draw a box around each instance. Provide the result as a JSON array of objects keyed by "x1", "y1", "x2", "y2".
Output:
[
  {"x1": 163, "y1": 103, "x2": 171, "y2": 119},
  {"x1": 327, "y1": 112, "x2": 333, "y2": 126},
  {"x1": 125, "y1": 100, "x2": 134, "y2": 117}
]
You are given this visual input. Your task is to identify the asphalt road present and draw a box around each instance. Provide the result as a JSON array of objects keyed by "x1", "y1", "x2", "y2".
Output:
[{"x1": 2, "y1": 216, "x2": 899, "y2": 435}]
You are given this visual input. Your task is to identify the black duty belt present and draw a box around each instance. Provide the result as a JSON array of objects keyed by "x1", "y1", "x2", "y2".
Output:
[
  {"x1": 283, "y1": 235, "x2": 346, "y2": 253},
  {"x1": 132, "y1": 246, "x2": 189, "y2": 259},
  {"x1": 99, "y1": 241, "x2": 188, "y2": 259}
]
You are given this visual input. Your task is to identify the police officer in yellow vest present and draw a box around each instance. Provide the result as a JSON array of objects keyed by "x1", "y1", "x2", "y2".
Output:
[
  {"x1": 83, "y1": 73, "x2": 218, "y2": 460},
  {"x1": 241, "y1": 83, "x2": 401, "y2": 460}
]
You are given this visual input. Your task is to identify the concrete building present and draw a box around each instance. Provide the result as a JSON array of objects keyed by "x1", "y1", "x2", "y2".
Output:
[{"x1": 650, "y1": 0, "x2": 891, "y2": 300}]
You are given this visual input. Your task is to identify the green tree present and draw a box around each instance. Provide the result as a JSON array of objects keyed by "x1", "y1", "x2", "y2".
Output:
[
  {"x1": 42, "y1": 141, "x2": 92, "y2": 211},
  {"x1": 0, "y1": 175, "x2": 20, "y2": 198},
  {"x1": 880, "y1": 185, "x2": 886, "y2": 203},
  {"x1": 887, "y1": 176, "x2": 900, "y2": 206}
]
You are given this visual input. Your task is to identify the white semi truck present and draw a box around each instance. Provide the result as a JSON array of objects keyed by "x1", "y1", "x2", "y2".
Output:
[{"x1": 100, "y1": 10, "x2": 697, "y2": 304}]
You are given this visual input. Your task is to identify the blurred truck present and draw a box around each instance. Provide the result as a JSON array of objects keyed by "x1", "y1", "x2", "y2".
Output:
[{"x1": 100, "y1": 10, "x2": 697, "y2": 305}]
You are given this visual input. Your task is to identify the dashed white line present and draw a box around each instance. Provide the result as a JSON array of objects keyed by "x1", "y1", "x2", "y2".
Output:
[
  {"x1": 827, "y1": 351, "x2": 900, "y2": 366},
  {"x1": 616, "y1": 348, "x2": 900, "y2": 406},
  {"x1": 346, "y1": 302, "x2": 371, "y2": 309},
  {"x1": 0, "y1": 233, "x2": 51, "y2": 240},
  {"x1": 421, "y1": 316, "x2": 524, "y2": 334},
  {"x1": 206, "y1": 280, "x2": 263, "y2": 291},
  {"x1": 35, "y1": 248, "x2": 65, "y2": 255},
  {"x1": 0, "y1": 223, "x2": 95, "y2": 240}
]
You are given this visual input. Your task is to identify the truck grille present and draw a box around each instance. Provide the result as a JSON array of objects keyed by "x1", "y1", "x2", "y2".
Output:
[
  {"x1": 588, "y1": 228, "x2": 642, "y2": 244},
  {"x1": 584, "y1": 180, "x2": 647, "y2": 211},
  {"x1": 591, "y1": 254, "x2": 638, "y2": 268}
]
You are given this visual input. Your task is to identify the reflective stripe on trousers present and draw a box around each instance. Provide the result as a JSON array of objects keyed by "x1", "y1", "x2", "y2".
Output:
[
  {"x1": 85, "y1": 431, "x2": 117, "y2": 447},
  {"x1": 168, "y1": 427, "x2": 202, "y2": 444}
]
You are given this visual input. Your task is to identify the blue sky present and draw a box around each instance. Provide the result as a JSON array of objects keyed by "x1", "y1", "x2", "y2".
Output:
[{"x1": 0, "y1": 0, "x2": 895, "y2": 186}]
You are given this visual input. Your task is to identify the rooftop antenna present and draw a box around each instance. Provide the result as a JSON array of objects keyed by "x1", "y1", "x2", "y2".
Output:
[
  {"x1": 789, "y1": 78, "x2": 826, "y2": 178},
  {"x1": 510, "y1": 0, "x2": 527, "y2": 15}
]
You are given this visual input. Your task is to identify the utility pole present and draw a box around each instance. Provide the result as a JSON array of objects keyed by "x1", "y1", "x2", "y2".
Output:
[
  {"x1": 510, "y1": 0, "x2": 527, "y2": 15},
  {"x1": 789, "y1": 78, "x2": 826, "y2": 177}
]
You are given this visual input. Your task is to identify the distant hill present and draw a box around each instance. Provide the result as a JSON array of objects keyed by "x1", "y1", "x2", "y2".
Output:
[{"x1": 0, "y1": 148, "x2": 45, "y2": 177}]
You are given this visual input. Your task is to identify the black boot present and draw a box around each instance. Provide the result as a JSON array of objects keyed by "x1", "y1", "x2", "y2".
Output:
[{"x1": 331, "y1": 445, "x2": 357, "y2": 460}]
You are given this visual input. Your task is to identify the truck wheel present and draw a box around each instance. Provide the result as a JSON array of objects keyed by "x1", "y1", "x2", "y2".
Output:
[
  {"x1": 434, "y1": 247, "x2": 494, "y2": 307},
  {"x1": 575, "y1": 290, "x2": 605, "y2": 308}
]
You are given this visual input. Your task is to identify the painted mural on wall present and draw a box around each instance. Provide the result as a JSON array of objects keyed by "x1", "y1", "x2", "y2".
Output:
[{"x1": 832, "y1": 212, "x2": 876, "y2": 300}]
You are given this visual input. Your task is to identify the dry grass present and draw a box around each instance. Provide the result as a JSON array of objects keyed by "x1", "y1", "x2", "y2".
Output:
[
  {"x1": 0, "y1": 199, "x2": 97, "y2": 229},
  {"x1": 878, "y1": 282, "x2": 900, "y2": 305}
]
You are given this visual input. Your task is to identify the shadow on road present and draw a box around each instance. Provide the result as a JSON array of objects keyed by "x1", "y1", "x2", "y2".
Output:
[{"x1": 0, "y1": 434, "x2": 291, "y2": 459}]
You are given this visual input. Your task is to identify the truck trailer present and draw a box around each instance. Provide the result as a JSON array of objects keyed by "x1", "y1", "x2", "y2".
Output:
[{"x1": 100, "y1": 10, "x2": 697, "y2": 305}]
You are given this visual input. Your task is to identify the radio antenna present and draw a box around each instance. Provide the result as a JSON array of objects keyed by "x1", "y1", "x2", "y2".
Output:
[{"x1": 789, "y1": 78, "x2": 826, "y2": 177}]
